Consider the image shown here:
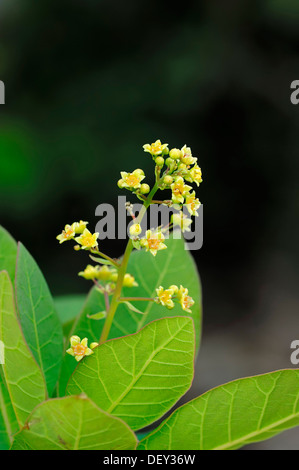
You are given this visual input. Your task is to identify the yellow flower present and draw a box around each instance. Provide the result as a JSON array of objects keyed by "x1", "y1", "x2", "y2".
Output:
[
  {"x1": 118, "y1": 169, "x2": 145, "y2": 190},
  {"x1": 78, "y1": 264, "x2": 101, "y2": 280},
  {"x1": 123, "y1": 273, "x2": 138, "y2": 288},
  {"x1": 140, "y1": 229, "x2": 167, "y2": 257},
  {"x1": 129, "y1": 223, "x2": 142, "y2": 237},
  {"x1": 185, "y1": 164, "x2": 203, "y2": 186},
  {"x1": 72, "y1": 220, "x2": 89, "y2": 234},
  {"x1": 110, "y1": 272, "x2": 118, "y2": 283},
  {"x1": 143, "y1": 139, "x2": 168, "y2": 156},
  {"x1": 66, "y1": 336, "x2": 98, "y2": 362},
  {"x1": 155, "y1": 286, "x2": 175, "y2": 309},
  {"x1": 180, "y1": 145, "x2": 197, "y2": 165},
  {"x1": 185, "y1": 191, "x2": 201, "y2": 217},
  {"x1": 56, "y1": 224, "x2": 76, "y2": 244},
  {"x1": 172, "y1": 212, "x2": 193, "y2": 232},
  {"x1": 177, "y1": 285, "x2": 194, "y2": 313},
  {"x1": 170, "y1": 177, "x2": 192, "y2": 204},
  {"x1": 75, "y1": 228, "x2": 99, "y2": 250}
]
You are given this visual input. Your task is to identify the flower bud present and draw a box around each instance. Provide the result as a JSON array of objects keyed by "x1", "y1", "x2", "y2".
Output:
[
  {"x1": 155, "y1": 157, "x2": 164, "y2": 167},
  {"x1": 110, "y1": 272, "x2": 118, "y2": 282},
  {"x1": 140, "y1": 183, "x2": 150, "y2": 194},
  {"x1": 169, "y1": 148, "x2": 183, "y2": 160},
  {"x1": 165, "y1": 157, "x2": 176, "y2": 169},
  {"x1": 178, "y1": 163, "x2": 187, "y2": 170},
  {"x1": 133, "y1": 169, "x2": 145, "y2": 177},
  {"x1": 129, "y1": 223, "x2": 142, "y2": 237},
  {"x1": 163, "y1": 175, "x2": 173, "y2": 186},
  {"x1": 123, "y1": 273, "x2": 138, "y2": 288}
]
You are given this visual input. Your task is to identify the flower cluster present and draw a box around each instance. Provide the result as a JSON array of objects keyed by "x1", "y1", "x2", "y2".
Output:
[
  {"x1": 118, "y1": 140, "x2": 202, "y2": 241},
  {"x1": 58, "y1": 139, "x2": 202, "y2": 359},
  {"x1": 161, "y1": 144, "x2": 202, "y2": 208},
  {"x1": 155, "y1": 284, "x2": 195, "y2": 313},
  {"x1": 66, "y1": 336, "x2": 98, "y2": 362},
  {"x1": 56, "y1": 221, "x2": 99, "y2": 250},
  {"x1": 79, "y1": 264, "x2": 138, "y2": 292}
]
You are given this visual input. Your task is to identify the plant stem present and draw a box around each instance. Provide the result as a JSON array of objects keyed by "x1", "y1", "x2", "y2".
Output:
[
  {"x1": 104, "y1": 291, "x2": 110, "y2": 312},
  {"x1": 90, "y1": 249, "x2": 120, "y2": 268},
  {"x1": 99, "y1": 182, "x2": 159, "y2": 344}
]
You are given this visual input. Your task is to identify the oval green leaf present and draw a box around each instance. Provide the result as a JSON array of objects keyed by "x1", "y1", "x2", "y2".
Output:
[
  {"x1": 15, "y1": 243, "x2": 64, "y2": 396},
  {"x1": 0, "y1": 271, "x2": 46, "y2": 427},
  {"x1": 11, "y1": 395, "x2": 137, "y2": 450},
  {"x1": 138, "y1": 369, "x2": 299, "y2": 450}
]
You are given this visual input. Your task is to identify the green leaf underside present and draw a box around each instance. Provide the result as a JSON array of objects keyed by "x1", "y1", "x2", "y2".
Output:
[
  {"x1": 138, "y1": 369, "x2": 299, "y2": 450},
  {"x1": 66, "y1": 317, "x2": 195, "y2": 431},
  {"x1": 0, "y1": 271, "x2": 46, "y2": 427},
  {"x1": 59, "y1": 236, "x2": 201, "y2": 394},
  {"x1": 15, "y1": 243, "x2": 64, "y2": 397},
  {"x1": 0, "y1": 368, "x2": 18, "y2": 449},
  {"x1": 54, "y1": 294, "x2": 86, "y2": 326},
  {"x1": 11, "y1": 396, "x2": 137, "y2": 450},
  {"x1": 0, "y1": 226, "x2": 17, "y2": 281}
]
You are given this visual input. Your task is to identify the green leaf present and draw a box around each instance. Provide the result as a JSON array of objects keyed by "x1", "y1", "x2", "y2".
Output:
[
  {"x1": 66, "y1": 316, "x2": 195, "y2": 431},
  {"x1": 15, "y1": 243, "x2": 64, "y2": 397},
  {"x1": 54, "y1": 294, "x2": 85, "y2": 326},
  {"x1": 138, "y1": 369, "x2": 299, "y2": 450},
  {"x1": 0, "y1": 226, "x2": 17, "y2": 281},
  {"x1": 0, "y1": 271, "x2": 46, "y2": 427},
  {"x1": 89, "y1": 254, "x2": 115, "y2": 266},
  {"x1": 11, "y1": 395, "x2": 137, "y2": 450},
  {"x1": 87, "y1": 311, "x2": 107, "y2": 320},
  {"x1": 0, "y1": 369, "x2": 18, "y2": 449}
]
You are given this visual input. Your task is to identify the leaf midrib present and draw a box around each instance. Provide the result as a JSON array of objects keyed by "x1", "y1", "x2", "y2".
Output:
[
  {"x1": 213, "y1": 408, "x2": 299, "y2": 450},
  {"x1": 20, "y1": 258, "x2": 43, "y2": 371},
  {"x1": 107, "y1": 319, "x2": 191, "y2": 415}
]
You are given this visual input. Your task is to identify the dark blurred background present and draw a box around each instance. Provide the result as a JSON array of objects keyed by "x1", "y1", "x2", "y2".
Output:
[{"x1": 1, "y1": 0, "x2": 299, "y2": 449}]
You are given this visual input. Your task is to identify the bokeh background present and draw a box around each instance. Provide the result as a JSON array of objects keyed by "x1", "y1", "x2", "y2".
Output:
[{"x1": 1, "y1": 0, "x2": 299, "y2": 449}]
